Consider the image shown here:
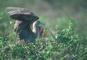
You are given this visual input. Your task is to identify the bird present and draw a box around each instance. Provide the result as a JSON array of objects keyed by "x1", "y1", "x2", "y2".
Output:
[
  {"x1": 6, "y1": 7, "x2": 46, "y2": 43},
  {"x1": 14, "y1": 20, "x2": 45, "y2": 43}
]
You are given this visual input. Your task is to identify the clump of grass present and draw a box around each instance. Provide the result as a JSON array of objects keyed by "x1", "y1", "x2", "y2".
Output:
[{"x1": 0, "y1": 18, "x2": 87, "y2": 60}]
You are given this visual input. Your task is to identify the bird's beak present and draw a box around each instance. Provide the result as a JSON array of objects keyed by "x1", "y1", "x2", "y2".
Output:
[{"x1": 39, "y1": 21, "x2": 45, "y2": 26}]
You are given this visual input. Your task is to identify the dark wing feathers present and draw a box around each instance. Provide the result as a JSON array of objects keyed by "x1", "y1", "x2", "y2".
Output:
[{"x1": 6, "y1": 7, "x2": 39, "y2": 20}]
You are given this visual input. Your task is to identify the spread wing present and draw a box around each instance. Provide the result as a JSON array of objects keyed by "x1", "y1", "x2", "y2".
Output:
[
  {"x1": 6, "y1": 7, "x2": 32, "y2": 20},
  {"x1": 6, "y1": 7, "x2": 31, "y2": 15},
  {"x1": 6, "y1": 7, "x2": 39, "y2": 21}
]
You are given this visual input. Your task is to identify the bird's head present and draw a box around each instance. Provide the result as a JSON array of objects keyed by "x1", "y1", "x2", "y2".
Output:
[
  {"x1": 32, "y1": 20, "x2": 46, "y2": 38},
  {"x1": 38, "y1": 21, "x2": 47, "y2": 38}
]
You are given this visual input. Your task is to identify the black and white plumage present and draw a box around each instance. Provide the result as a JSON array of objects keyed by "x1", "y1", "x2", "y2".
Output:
[{"x1": 6, "y1": 7, "x2": 44, "y2": 43}]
